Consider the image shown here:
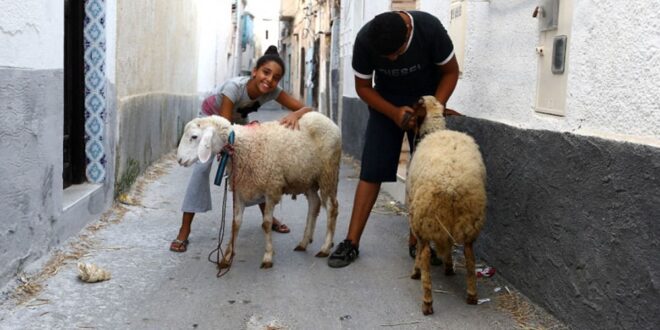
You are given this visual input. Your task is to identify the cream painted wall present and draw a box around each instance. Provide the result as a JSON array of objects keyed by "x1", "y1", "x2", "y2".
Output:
[
  {"x1": 0, "y1": 0, "x2": 63, "y2": 69},
  {"x1": 115, "y1": 0, "x2": 198, "y2": 99},
  {"x1": 341, "y1": 0, "x2": 659, "y2": 146},
  {"x1": 197, "y1": 0, "x2": 234, "y2": 93}
]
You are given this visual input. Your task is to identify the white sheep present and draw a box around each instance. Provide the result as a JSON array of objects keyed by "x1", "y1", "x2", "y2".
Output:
[
  {"x1": 176, "y1": 111, "x2": 341, "y2": 269},
  {"x1": 407, "y1": 96, "x2": 487, "y2": 315}
]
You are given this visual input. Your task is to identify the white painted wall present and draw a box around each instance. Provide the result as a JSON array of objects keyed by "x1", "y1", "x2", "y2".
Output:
[
  {"x1": 197, "y1": 0, "x2": 234, "y2": 93},
  {"x1": 0, "y1": 0, "x2": 63, "y2": 69},
  {"x1": 423, "y1": 0, "x2": 659, "y2": 145},
  {"x1": 246, "y1": 0, "x2": 281, "y2": 58},
  {"x1": 245, "y1": 0, "x2": 282, "y2": 66},
  {"x1": 341, "y1": 0, "x2": 660, "y2": 146}
]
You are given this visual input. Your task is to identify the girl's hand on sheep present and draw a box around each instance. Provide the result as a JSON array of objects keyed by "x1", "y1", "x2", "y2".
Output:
[
  {"x1": 398, "y1": 106, "x2": 417, "y2": 131},
  {"x1": 280, "y1": 107, "x2": 313, "y2": 130}
]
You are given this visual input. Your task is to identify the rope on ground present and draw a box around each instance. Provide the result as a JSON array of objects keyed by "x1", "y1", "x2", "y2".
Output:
[{"x1": 208, "y1": 175, "x2": 234, "y2": 278}]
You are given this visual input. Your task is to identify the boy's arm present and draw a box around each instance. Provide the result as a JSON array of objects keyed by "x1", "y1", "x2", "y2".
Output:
[
  {"x1": 355, "y1": 76, "x2": 416, "y2": 131},
  {"x1": 433, "y1": 56, "x2": 459, "y2": 107}
]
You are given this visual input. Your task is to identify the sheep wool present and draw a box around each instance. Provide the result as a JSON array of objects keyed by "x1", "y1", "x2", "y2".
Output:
[
  {"x1": 407, "y1": 96, "x2": 487, "y2": 315},
  {"x1": 177, "y1": 111, "x2": 341, "y2": 269}
]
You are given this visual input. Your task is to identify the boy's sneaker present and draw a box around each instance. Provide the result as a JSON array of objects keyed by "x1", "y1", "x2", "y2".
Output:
[{"x1": 328, "y1": 239, "x2": 359, "y2": 268}]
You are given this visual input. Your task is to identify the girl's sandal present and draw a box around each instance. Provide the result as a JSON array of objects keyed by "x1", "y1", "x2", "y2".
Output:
[
  {"x1": 271, "y1": 222, "x2": 290, "y2": 234},
  {"x1": 170, "y1": 239, "x2": 189, "y2": 252}
]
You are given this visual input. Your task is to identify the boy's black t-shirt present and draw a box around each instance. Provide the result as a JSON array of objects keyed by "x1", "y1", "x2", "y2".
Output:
[{"x1": 352, "y1": 11, "x2": 454, "y2": 101}]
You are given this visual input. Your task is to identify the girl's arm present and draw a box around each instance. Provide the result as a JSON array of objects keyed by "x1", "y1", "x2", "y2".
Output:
[
  {"x1": 218, "y1": 95, "x2": 235, "y2": 122},
  {"x1": 276, "y1": 91, "x2": 313, "y2": 130}
]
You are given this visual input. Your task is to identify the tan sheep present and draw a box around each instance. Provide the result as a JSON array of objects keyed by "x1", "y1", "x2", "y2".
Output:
[
  {"x1": 407, "y1": 96, "x2": 487, "y2": 315},
  {"x1": 176, "y1": 111, "x2": 341, "y2": 269}
]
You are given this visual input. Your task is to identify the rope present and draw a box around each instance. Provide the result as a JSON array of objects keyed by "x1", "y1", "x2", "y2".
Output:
[
  {"x1": 208, "y1": 175, "x2": 232, "y2": 277},
  {"x1": 208, "y1": 131, "x2": 236, "y2": 278}
]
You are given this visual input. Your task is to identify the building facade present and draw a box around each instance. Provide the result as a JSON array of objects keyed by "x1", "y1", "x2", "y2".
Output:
[
  {"x1": 0, "y1": 0, "x2": 243, "y2": 290},
  {"x1": 280, "y1": 0, "x2": 340, "y2": 121},
  {"x1": 335, "y1": 1, "x2": 659, "y2": 329}
]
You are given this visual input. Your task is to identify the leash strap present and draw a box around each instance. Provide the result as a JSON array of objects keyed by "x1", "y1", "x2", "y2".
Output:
[{"x1": 214, "y1": 130, "x2": 235, "y2": 186}]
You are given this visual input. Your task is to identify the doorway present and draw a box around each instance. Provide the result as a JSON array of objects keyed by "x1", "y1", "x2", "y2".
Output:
[{"x1": 63, "y1": 0, "x2": 86, "y2": 188}]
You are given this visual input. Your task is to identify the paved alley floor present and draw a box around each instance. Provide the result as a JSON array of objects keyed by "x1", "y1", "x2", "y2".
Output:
[{"x1": 0, "y1": 108, "x2": 566, "y2": 330}]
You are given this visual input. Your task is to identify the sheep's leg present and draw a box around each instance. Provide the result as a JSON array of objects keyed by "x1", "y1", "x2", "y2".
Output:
[
  {"x1": 295, "y1": 189, "x2": 321, "y2": 252},
  {"x1": 418, "y1": 240, "x2": 434, "y2": 315},
  {"x1": 410, "y1": 229, "x2": 421, "y2": 280},
  {"x1": 260, "y1": 197, "x2": 277, "y2": 269},
  {"x1": 316, "y1": 196, "x2": 338, "y2": 257},
  {"x1": 438, "y1": 239, "x2": 455, "y2": 276},
  {"x1": 464, "y1": 241, "x2": 478, "y2": 305},
  {"x1": 219, "y1": 202, "x2": 245, "y2": 269}
]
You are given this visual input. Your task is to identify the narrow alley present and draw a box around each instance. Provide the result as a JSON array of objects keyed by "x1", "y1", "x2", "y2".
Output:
[
  {"x1": 0, "y1": 108, "x2": 565, "y2": 329},
  {"x1": 2, "y1": 1, "x2": 658, "y2": 329}
]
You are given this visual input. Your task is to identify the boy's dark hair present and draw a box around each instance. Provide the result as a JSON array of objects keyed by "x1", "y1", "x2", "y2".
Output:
[
  {"x1": 367, "y1": 12, "x2": 407, "y2": 55},
  {"x1": 256, "y1": 45, "x2": 286, "y2": 75}
]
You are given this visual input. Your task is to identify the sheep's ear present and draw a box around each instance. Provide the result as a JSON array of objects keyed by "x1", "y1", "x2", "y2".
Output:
[{"x1": 197, "y1": 128, "x2": 214, "y2": 163}]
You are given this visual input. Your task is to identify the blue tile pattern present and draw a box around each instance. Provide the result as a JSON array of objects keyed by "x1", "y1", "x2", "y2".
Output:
[{"x1": 84, "y1": 0, "x2": 106, "y2": 183}]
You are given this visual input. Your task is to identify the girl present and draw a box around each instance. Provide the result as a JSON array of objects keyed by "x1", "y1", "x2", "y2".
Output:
[{"x1": 171, "y1": 46, "x2": 312, "y2": 252}]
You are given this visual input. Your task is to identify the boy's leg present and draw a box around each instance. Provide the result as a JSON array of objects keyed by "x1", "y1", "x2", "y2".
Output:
[{"x1": 345, "y1": 180, "x2": 381, "y2": 246}]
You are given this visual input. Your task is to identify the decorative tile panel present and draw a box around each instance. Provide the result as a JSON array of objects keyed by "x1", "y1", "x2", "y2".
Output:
[{"x1": 84, "y1": 0, "x2": 106, "y2": 183}]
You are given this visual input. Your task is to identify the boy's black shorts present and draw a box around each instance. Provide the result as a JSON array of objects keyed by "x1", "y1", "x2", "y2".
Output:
[{"x1": 360, "y1": 107, "x2": 415, "y2": 183}]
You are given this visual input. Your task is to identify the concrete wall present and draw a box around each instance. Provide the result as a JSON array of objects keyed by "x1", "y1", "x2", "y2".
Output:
[
  {"x1": 0, "y1": 1, "x2": 115, "y2": 289},
  {"x1": 339, "y1": 1, "x2": 659, "y2": 328},
  {"x1": 448, "y1": 117, "x2": 659, "y2": 330}
]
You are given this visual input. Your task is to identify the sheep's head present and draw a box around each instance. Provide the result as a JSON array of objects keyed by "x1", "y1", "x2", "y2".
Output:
[
  {"x1": 415, "y1": 96, "x2": 446, "y2": 136},
  {"x1": 177, "y1": 116, "x2": 232, "y2": 167}
]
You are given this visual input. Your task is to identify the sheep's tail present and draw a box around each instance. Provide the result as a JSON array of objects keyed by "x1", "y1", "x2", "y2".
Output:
[{"x1": 410, "y1": 185, "x2": 486, "y2": 245}]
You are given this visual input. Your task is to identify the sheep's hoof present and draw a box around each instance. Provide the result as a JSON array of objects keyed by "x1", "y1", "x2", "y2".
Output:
[
  {"x1": 466, "y1": 294, "x2": 478, "y2": 305},
  {"x1": 315, "y1": 251, "x2": 329, "y2": 258},
  {"x1": 294, "y1": 245, "x2": 306, "y2": 252},
  {"x1": 218, "y1": 260, "x2": 231, "y2": 269},
  {"x1": 444, "y1": 268, "x2": 455, "y2": 276},
  {"x1": 260, "y1": 261, "x2": 273, "y2": 269},
  {"x1": 411, "y1": 271, "x2": 421, "y2": 280},
  {"x1": 422, "y1": 302, "x2": 434, "y2": 315}
]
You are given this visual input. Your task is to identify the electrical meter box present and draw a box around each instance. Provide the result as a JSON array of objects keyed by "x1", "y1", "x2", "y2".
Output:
[
  {"x1": 535, "y1": 0, "x2": 573, "y2": 116},
  {"x1": 538, "y1": 0, "x2": 559, "y2": 31}
]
